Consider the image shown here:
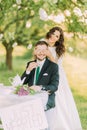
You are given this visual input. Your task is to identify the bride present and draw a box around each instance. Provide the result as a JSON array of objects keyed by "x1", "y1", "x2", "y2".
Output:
[{"x1": 43, "y1": 26, "x2": 82, "y2": 130}]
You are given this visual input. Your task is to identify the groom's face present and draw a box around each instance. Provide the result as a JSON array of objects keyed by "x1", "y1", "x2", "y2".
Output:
[{"x1": 34, "y1": 44, "x2": 47, "y2": 61}]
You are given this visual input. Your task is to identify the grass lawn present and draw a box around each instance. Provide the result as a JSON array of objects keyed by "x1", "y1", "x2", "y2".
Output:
[{"x1": 0, "y1": 49, "x2": 87, "y2": 129}]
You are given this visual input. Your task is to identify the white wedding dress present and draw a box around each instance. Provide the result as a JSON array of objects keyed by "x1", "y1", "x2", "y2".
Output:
[{"x1": 45, "y1": 46, "x2": 82, "y2": 130}]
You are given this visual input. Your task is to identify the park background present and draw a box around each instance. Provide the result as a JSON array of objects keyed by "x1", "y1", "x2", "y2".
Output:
[{"x1": 0, "y1": 0, "x2": 87, "y2": 129}]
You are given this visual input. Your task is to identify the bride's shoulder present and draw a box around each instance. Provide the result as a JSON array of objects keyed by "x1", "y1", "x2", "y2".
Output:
[{"x1": 40, "y1": 38, "x2": 46, "y2": 42}]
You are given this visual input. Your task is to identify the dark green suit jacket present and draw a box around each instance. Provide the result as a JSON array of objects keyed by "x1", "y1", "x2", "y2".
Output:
[{"x1": 21, "y1": 58, "x2": 59, "y2": 110}]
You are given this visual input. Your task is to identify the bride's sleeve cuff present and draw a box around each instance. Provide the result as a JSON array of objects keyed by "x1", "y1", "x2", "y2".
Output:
[{"x1": 26, "y1": 70, "x2": 30, "y2": 74}]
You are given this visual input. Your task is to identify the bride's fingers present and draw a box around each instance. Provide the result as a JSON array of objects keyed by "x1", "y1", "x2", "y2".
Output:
[{"x1": 44, "y1": 49, "x2": 51, "y2": 57}]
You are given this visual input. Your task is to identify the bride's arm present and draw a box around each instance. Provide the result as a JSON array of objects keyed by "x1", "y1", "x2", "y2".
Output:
[{"x1": 45, "y1": 49, "x2": 57, "y2": 63}]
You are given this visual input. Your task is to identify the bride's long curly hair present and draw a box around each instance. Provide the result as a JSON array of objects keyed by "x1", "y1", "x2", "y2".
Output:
[{"x1": 46, "y1": 26, "x2": 65, "y2": 57}]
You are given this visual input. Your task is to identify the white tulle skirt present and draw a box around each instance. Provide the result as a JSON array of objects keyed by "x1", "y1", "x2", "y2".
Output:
[{"x1": 45, "y1": 65, "x2": 82, "y2": 130}]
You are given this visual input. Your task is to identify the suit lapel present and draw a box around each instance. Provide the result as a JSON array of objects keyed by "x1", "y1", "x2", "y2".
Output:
[{"x1": 30, "y1": 60, "x2": 36, "y2": 84}]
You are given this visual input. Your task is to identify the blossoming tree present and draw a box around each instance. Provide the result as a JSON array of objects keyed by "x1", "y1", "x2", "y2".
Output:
[{"x1": 0, "y1": 0, "x2": 86, "y2": 70}]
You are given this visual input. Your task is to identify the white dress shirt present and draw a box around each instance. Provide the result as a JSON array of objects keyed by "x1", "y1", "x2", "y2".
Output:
[
  {"x1": 26, "y1": 59, "x2": 46, "y2": 85},
  {"x1": 33, "y1": 59, "x2": 46, "y2": 85}
]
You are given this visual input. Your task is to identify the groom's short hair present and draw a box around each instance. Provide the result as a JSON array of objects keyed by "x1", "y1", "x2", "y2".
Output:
[{"x1": 35, "y1": 41, "x2": 48, "y2": 47}]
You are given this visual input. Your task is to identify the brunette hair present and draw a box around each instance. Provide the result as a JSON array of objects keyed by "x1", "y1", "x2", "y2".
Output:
[{"x1": 46, "y1": 26, "x2": 65, "y2": 57}]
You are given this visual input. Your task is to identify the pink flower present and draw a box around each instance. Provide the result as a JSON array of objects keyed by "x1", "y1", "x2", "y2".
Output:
[
  {"x1": 14, "y1": 85, "x2": 36, "y2": 96},
  {"x1": 18, "y1": 87, "x2": 29, "y2": 96}
]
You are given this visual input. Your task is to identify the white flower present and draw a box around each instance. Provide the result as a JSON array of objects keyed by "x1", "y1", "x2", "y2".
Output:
[
  {"x1": 68, "y1": 47, "x2": 73, "y2": 52},
  {"x1": 73, "y1": 7, "x2": 82, "y2": 17},
  {"x1": 16, "y1": 0, "x2": 21, "y2": 4},
  {"x1": 0, "y1": 34, "x2": 3, "y2": 39},
  {"x1": 13, "y1": 4, "x2": 17, "y2": 7},
  {"x1": 39, "y1": 8, "x2": 48, "y2": 21},
  {"x1": 79, "y1": 17, "x2": 85, "y2": 23},
  {"x1": 26, "y1": 21, "x2": 31, "y2": 28},
  {"x1": 84, "y1": 19, "x2": 87, "y2": 24},
  {"x1": 31, "y1": 10, "x2": 35, "y2": 15},
  {"x1": 18, "y1": 5, "x2": 21, "y2": 9},
  {"x1": 25, "y1": 7, "x2": 28, "y2": 10},
  {"x1": 53, "y1": 0, "x2": 58, "y2": 4},
  {"x1": 64, "y1": 10, "x2": 71, "y2": 17},
  {"x1": 12, "y1": 42, "x2": 18, "y2": 48},
  {"x1": 83, "y1": 10, "x2": 87, "y2": 18},
  {"x1": 70, "y1": 20, "x2": 73, "y2": 23},
  {"x1": 27, "y1": 44, "x2": 32, "y2": 49},
  {"x1": 53, "y1": 13, "x2": 65, "y2": 23}
]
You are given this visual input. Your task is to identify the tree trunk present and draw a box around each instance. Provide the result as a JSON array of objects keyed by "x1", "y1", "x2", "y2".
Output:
[{"x1": 6, "y1": 47, "x2": 13, "y2": 70}]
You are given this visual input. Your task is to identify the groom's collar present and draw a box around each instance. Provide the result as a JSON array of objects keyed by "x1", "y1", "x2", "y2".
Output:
[{"x1": 36, "y1": 58, "x2": 46, "y2": 67}]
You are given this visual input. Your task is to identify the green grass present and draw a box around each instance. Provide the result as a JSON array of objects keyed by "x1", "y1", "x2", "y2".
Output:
[
  {"x1": 73, "y1": 90, "x2": 87, "y2": 130},
  {"x1": 0, "y1": 57, "x2": 28, "y2": 86},
  {"x1": 0, "y1": 54, "x2": 87, "y2": 130}
]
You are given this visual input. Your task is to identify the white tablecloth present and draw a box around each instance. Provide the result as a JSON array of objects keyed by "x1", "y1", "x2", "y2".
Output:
[
  {"x1": 0, "y1": 86, "x2": 48, "y2": 130},
  {"x1": 0, "y1": 86, "x2": 48, "y2": 109}
]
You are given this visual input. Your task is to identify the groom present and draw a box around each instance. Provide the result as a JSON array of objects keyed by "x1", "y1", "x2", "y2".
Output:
[{"x1": 21, "y1": 41, "x2": 59, "y2": 110}]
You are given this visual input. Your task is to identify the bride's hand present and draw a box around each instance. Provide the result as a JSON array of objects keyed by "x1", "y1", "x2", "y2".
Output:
[
  {"x1": 44, "y1": 49, "x2": 52, "y2": 58},
  {"x1": 44, "y1": 49, "x2": 55, "y2": 62}
]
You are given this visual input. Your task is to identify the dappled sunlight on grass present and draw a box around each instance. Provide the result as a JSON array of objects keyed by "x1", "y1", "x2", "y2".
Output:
[
  {"x1": 63, "y1": 53, "x2": 87, "y2": 95},
  {"x1": 0, "y1": 44, "x2": 27, "y2": 56},
  {"x1": 0, "y1": 44, "x2": 6, "y2": 55},
  {"x1": 13, "y1": 46, "x2": 27, "y2": 56}
]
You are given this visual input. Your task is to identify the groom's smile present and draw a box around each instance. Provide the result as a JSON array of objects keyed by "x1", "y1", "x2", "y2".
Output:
[{"x1": 34, "y1": 44, "x2": 47, "y2": 61}]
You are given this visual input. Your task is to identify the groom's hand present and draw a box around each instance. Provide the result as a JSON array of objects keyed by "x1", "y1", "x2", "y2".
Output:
[
  {"x1": 26, "y1": 62, "x2": 38, "y2": 72},
  {"x1": 30, "y1": 85, "x2": 42, "y2": 92}
]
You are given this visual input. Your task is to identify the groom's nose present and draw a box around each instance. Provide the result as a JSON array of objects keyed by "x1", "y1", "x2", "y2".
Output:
[
  {"x1": 38, "y1": 49, "x2": 44, "y2": 54},
  {"x1": 40, "y1": 50, "x2": 45, "y2": 55}
]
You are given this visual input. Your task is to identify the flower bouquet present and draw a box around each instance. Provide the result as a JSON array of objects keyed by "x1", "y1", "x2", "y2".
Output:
[
  {"x1": 14, "y1": 85, "x2": 35, "y2": 96},
  {"x1": 9, "y1": 74, "x2": 35, "y2": 96}
]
